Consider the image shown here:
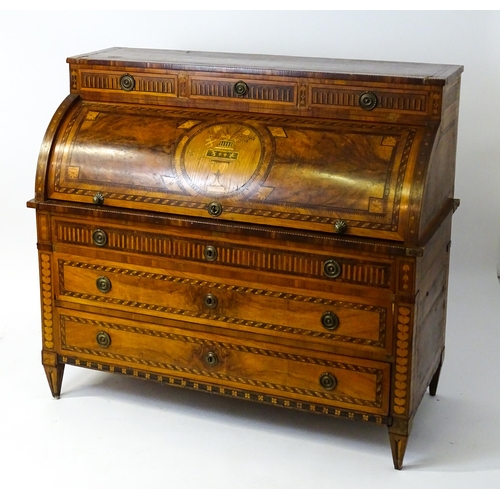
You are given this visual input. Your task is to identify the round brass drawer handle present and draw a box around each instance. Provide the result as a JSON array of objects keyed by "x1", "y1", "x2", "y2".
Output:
[
  {"x1": 323, "y1": 259, "x2": 341, "y2": 278},
  {"x1": 93, "y1": 192, "x2": 105, "y2": 205},
  {"x1": 359, "y1": 91, "x2": 378, "y2": 111},
  {"x1": 207, "y1": 201, "x2": 223, "y2": 217},
  {"x1": 333, "y1": 219, "x2": 348, "y2": 234},
  {"x1": 204, "y1": 293, "x2": 218, "y2": 309},
  {"x1": 92, "y1": 229, "x2": 108, "y2": 247},
  {"x1": 120, "y1": 74, "x2": 135, "y2": 92},
  {"x1": 96, "y1": 331, "x2": 111, "y2": 348},
  {"x1": 321, "y1": 311, "x2": 339, "y2": 331},
  {"x1": 319, "y1": 372, "x2": 337, "y2": 391},
  {"x1": 233, "y1": 80, "x2": 249, "y2": 97},
  {"x1": 96, "y1": 276, "x2": 112, "y2": 294},
  {"x1": 205, "y1": 351, "x2": 219, "y2": 367},
  {"x1": 204, "y1": 245, "x2": 218, "y2": 262}
]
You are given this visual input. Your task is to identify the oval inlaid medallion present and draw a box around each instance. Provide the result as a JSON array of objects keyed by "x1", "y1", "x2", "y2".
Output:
[{"x1": 174, "y1": 121, "x2": 274, "y2": 198}]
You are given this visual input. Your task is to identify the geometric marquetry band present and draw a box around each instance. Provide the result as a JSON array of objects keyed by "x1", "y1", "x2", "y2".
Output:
[
  {"x1": 52, "y1": 186, "x2": 400, "y2": 230},
  {"x1": 58, "y1": 260, "x2": 387, "y2": 347},
  {"x1": 58, "y1": 354, "x2": 388, "y2": 424}
]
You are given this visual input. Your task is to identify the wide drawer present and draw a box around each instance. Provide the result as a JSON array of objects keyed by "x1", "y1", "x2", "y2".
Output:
[
  {"x1": 54, "y1": 253, "x2": 392, "y2": 355},
  {"x1": 53, "y1": 217, "x2": 395, "y2": 292},
  {"x1": 57, "y1": 308, "x2": 391, "y2": 416}
]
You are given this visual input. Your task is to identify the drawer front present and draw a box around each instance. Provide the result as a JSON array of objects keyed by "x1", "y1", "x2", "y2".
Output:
[
  {"x1": 309, "y1": 83, "x2": 430, "y2": 116},
  {"x1": 78, "y1": 68, "x2": 178, "y2": 96},
  {"x1": 57, "y1": 309, "x2": 390, "y2": 416},
  {"x1": 53, "y1": 218, "x2": 394, "y2": 291},
  {"x1": 73, "y1": 67, "x2": 434, "y2": 119},
  {"x1": 56, "y1": 255, "x2": 391, "y2": 354}
]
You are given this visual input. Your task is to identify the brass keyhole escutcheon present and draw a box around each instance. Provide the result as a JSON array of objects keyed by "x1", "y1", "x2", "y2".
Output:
[
  {"x1": 207, "y1": 201, "x2": 223, "y2": 217},
  {"x1": 93, "y1": 192, "x2": 105, "y2": 205},
  {"x1": 323, "y1": 259, "x2": 341, "y2": 278},
  {"x1": 96, "y1": 331, "x2": 111, "y2": 348},
  {"x1": 319, "y1": 372, "x2": 337, "y2": 391},
  {"x1": 204, "y1": 293, "x2": 218, "y2": 309},
  {"x1": 358, "y1": 91, "x2": 378, "y2": 111},
  {"x1": 204, "y1": 245, "x2": 218, "y2": 262},
  {"x1": 92, "y1": 229, "x2": 108, "y2": 247},
  {"x1": 96, "y1": 276, "x2": 112, "y2": 294},
  {"x1": 120, "y1": 74, "x2": 135, "y2": 92},
  {"x1": 321, "y1": 311, "x2": 339, "y2": 331},
  {"x1": 205, "y1": 351, "x2": 219, "y2": 367},
  {"x1": 233, "y1": 80, "x2": 249, "y2": 97}
]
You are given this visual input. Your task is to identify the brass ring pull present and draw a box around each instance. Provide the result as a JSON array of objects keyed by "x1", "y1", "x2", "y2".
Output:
[
  {"x1": 204, "y1": 245, "x2": 218, "y2": 262},
  {"x1": 208, "y1": 201, "x2": 223, "y2": 217},
  {"x1": 92, "y1": 229, "x2": 108, "y2": 247},
  {"x1": 321, "y1": 311, "x2": 339, "y2": 331},
  {"x1": 120, "y1": 74, "x2": 135, "y2": 91},
  {"x1": 204, "y1": 293, "x2": 218, "y2": 309},
  {"x1": 205, "y1": 351, "x2": 219, "y2": 367},
  {"x1": 96, "y1": 276, "x2": 112, "y2": 294},
  {"x1": 323, "y1": 259, "x2": 341, "y2": 278},
  {"x1": 359, "y1": 91, "x2": 378, "y2": 111},
  {"x1": 96, "y1": 331, "x2": 111, "y2": 348},
  {"x1": 319, "y1": 372, "x2": 337, "y2": 391},
  {"x1": 233, "y1": 80, "x2": 249, "y2": 97}
]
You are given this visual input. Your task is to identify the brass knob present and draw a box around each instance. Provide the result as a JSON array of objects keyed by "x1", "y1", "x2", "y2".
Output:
[
  {"x1": 96, "y1": 331, "x2": 111, "y2": 348},
  {"x1": 205, "y1": 351, "x2": 219, "y2": 367},
  {"x1": 92, "y1": 229, "x2": 108, "y2": 247},
  {"x1": 120, "y1": 74, "x2": 135, "y2": 92},
  {"x1": 233, "y1": 81, "x2": 249, "y2": 97},
  {"x1": 207, "y1": 201, "x2": 223, "y2": 217},
  {"x1": 204, "y1": 245, "x2": 218, "y2": 262},
  {"x1": 333, "y1": 219, "x2": 348, "y2": 234},
  {"x1": 96, "y1": 276, "x2": 112, "y2": 294},
  {"x1": 93, "y1": 192, "x2": 105, "y2": 205},
  {"x1": 204, "y1": 293, "x2": 218, "y2": 309},
  {"x1": 321, "y1": 311, "x2": 339, "y2": 330},
  {"x1": 359, "y1": 91, "x2": 378, "y2": 111},
  {"x1": 323, "y1": 259, "x2": 341, "y2": 278},
  {"x1": 319, "y1": 372, "x2": 337, "y2": 391}
]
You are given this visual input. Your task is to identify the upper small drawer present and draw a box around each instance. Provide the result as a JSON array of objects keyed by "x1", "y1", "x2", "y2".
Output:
[{"x1": 77, "y1": 68, "x2": 178, "y2": 96}]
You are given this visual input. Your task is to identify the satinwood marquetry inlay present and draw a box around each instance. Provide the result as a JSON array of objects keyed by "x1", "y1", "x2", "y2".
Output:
[
  {"x1": 393, "y1": 306, "x2": 412, "y2": 416},
  {"x1": 39, "y1": 253, "x2": 54, "y2": 350}
]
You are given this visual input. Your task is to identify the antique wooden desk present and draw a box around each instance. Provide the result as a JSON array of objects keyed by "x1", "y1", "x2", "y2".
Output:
[{"x1": 28, "y1": 48, "x2": 462, "y2": 469}]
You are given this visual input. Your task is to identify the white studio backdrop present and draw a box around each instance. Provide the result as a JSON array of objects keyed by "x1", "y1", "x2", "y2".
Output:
[{"x1": 1, "y1": 10, "x2": 500, "y2": 489}]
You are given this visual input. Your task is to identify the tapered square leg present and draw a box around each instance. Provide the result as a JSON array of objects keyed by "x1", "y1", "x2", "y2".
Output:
[
  {"x1": 429, "y1": 352, "x2": 444, "y2": 396},
  {"x1": 42, "y1": 350, "x2": 64, "y2": 398},
  {"x1": 388, "y1": 431, "x2": 408, "y2": 470}
]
